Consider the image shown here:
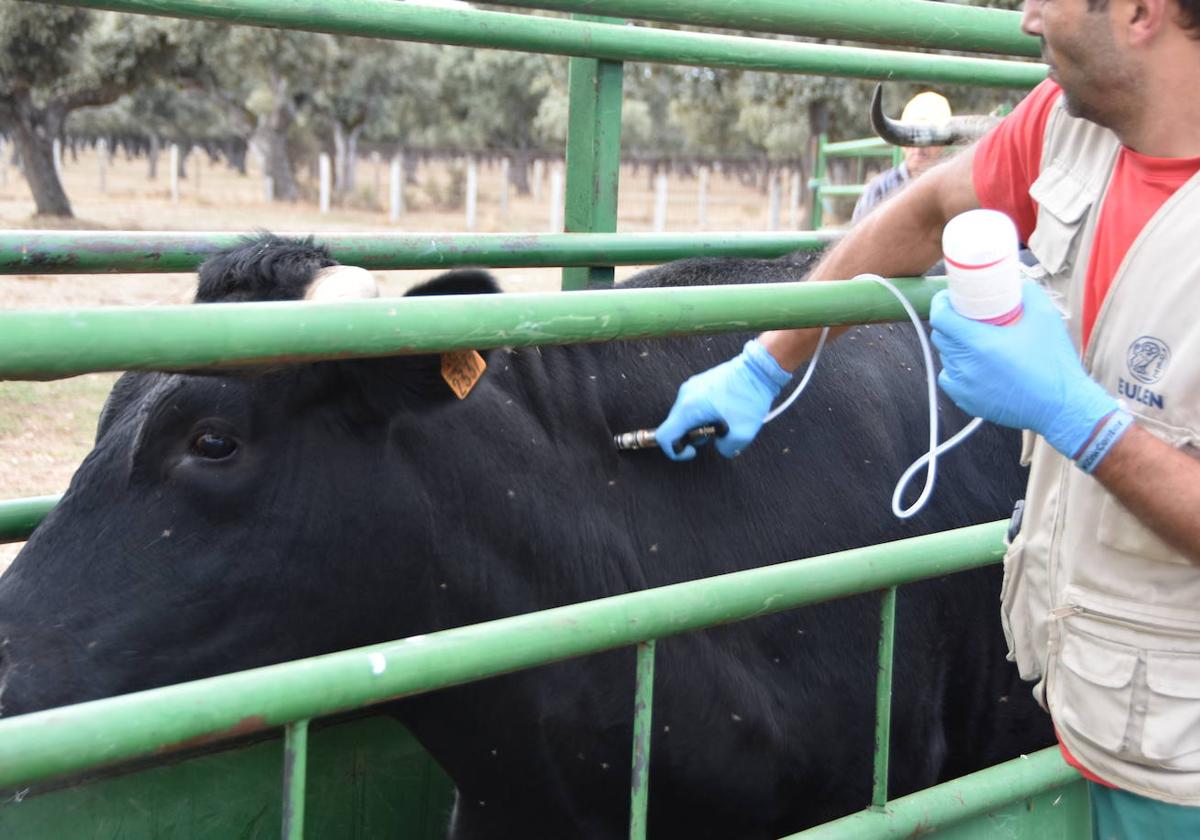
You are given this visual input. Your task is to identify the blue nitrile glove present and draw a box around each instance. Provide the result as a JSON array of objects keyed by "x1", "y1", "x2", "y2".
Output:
[
  {"x1": 656, "y1": 339, "x2": 792, "y2": 461},
  {"x1": 929, "y1": 281, "x2": 1119, "y2": 459}
]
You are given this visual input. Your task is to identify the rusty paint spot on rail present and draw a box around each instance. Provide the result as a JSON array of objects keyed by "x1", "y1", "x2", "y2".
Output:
[{"x1": 160, "y1": 714, "x2": 269, "y2": 753}]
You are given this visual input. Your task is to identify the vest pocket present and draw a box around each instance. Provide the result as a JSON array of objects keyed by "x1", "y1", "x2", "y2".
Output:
[
  {"x1": 1000, "y1": 530, "x2": 1047, "y2": 684},
  {"x1": 1143, "y1": 650, "x2": 1200, "y2": 769},
  {"x1": 1028, "y1": 162, "x2": 1095, "y2": 276},
  {"x1": 1097, "y1": 493, "x2": 1188, "y2": 565},
  {"x1": 1095, "y1": 414, "x2": 1195, "y2": 566},
  {"x1": 1056, "y1": 624, "x2": 1138, "y2": 753}
]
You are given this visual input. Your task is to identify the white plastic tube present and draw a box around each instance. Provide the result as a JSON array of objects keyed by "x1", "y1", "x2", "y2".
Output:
[{"x1": 763, "y1": 274, "x2": 981, "y2": 520}]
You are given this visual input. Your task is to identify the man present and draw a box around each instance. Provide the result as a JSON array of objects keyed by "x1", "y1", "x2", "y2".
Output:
[
  {"x1": 656, "y1": 1, "x2": 1200, "y2": 836},
  {"x1": 851, "y1": 91, "x2": 951, "y2": 223}
]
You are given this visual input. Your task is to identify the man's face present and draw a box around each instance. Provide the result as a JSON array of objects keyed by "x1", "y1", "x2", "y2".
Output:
[
  {"x1": 903, "y1": 145, "x2": 943, "y2": 178},
  {"x1": 1021, "y1": 0, "x2": 1135, "y2": 126}
]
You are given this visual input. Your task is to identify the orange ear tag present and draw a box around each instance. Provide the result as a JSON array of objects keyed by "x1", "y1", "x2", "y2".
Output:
[{"x1": 440, "y1": 350, "x2": 487, "y2": 399}]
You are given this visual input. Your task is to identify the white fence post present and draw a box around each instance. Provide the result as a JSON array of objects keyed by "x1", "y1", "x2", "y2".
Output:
[
  {"x1": 768, "y1": 171, "x2": 782, "y2": 231},
  {"x1": 549, "y1": 164, "x2": 564, "y2": 233},
  {"x1": 790, "y1": 168, "x2": 802, "y2": 230},
  {"x1": 389, "y1": 154, "x2": 404, "y2": 223},
  {"x1": 52, "y1": 138, "x2": 63, "y2": 180},
  {"x1": 264, "y1": 176, "x2": 274, "y2": 203},
  {"x1": 653, "y1": 172, "x2": 669, "y2": 232},
  {"x1": 0, "y1": 137, "x2": 6, "y2": 188},
  {"x1": 465, "y1": 156, "x2": 478, "y2": 232},
  {"x1": 499, "y1": 158, "x2": 510, "y2": 216},
  {"x1": 319, "y1": 153, "x2": 332, "y2": 214},
  {"x1": 169, "y1": 144, "x2": 180, "y2": 204},
  {"x1": 533, "y1": 158, "x2": 545, "y2": 203},
  {"x1": 697, "y1": 166, "x2": 709, "y2": 230}
]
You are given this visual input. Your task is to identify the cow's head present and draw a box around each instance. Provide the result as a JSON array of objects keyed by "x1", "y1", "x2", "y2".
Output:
[{"x1": 0, "y1": 234, "x2": 499, "y2": 717}]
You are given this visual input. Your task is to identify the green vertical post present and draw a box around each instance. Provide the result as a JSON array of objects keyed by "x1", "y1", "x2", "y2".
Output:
[
  {"x1": 629, "y1": 640, "x2": 656, "y2": 840},
  {"x1": 809, "y1": 133, "x2": 828, "y2": 230},
  {"x1": 282, "y1": 718, "x2": 310, "y2": 840},
  {"x1": 871, "y1": 587, "x2": 898, "y2": 811},
  {"x1": 562, "y1": 14, "x2": 625, "y2": 291}
]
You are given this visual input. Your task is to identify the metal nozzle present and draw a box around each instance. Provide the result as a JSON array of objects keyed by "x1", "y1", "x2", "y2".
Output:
[
  {"x1": 613, "y1": 424, "x2": 725, "y2": 453},
  {"x1": 613, "y1": 428, "x2": 661, "y2": 451}
]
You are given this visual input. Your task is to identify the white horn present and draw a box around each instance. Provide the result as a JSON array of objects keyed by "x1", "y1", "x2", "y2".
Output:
[{"x1": 305, "y1": 265, "x2": 380, "y2": 301}]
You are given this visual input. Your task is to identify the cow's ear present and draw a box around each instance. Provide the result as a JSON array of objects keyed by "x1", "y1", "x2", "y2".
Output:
[{"x1": 340, "y1": 269, "x2": 502, "y2": 415}]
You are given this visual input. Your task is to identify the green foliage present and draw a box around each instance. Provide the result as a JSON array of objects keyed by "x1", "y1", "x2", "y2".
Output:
[
  {"x1": 8, "y1": 0, "x2": 1033, "y2": 169},
  {"x1": 0, "y1": 3, "x2": 90, "y2": 93},
  {"x1": 0, "y1": 3, "x2": 182, "y2": 108}
]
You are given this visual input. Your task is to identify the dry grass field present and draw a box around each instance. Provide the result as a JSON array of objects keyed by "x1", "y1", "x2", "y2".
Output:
[{"x1": 0, "y1": 147, "x2": 808, "y2": 571}]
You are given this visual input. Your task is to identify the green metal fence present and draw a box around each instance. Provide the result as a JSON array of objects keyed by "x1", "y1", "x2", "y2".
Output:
[
  {"x1": 1, "y1": 2, "x2": 1078, "y2": 838},
  {"x1": 808, "y1": 135, "x2": 904, "y2": 229}
]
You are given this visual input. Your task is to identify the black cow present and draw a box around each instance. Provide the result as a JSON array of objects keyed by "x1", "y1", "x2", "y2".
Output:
[{"x1": 0, "y1": 235, "x2": 1052, "y2": 838}]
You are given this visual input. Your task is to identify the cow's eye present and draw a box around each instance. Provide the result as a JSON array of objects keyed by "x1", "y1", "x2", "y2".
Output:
[{"x1": 190, "y1": 432, "x2": 238, "y2": 460}]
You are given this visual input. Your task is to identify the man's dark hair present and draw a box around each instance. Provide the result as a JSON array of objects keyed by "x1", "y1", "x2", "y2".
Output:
[{"x1": 1087, "y1": 0, "x2": 1200, "y2": 35}]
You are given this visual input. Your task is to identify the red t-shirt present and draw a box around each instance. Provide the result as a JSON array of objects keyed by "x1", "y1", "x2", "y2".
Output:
[
  {"x1": 973, "y1": 79, "x2": 1200, "y2": 348},
  {"x1": 973, "y1": 82, "x2": 1200, "y2": 786}
]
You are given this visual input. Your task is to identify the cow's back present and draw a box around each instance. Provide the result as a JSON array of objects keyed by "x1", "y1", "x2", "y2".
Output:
[{"x1": 407, "y1": 255, "x2": 1050, "y2": 837}]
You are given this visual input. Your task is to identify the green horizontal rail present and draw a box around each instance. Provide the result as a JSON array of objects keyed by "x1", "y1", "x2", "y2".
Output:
[
  {"x1": 484, "y1": 0, "x2": 1041, "y2": 58},
  {"x1": 0, "y1": 277, "x2": 944, "y2": 381},
  {"x1": 39, "y1": 0, "x2": 1046, "y2": 88},
  {"x1": 0, "y1": 520, "x2": 1008, "y2": 789},
  {"x1": 786, "y1": 747, "x2": 1079, "y2": 840},
  {"x1": 0, "y1": 231, "x2": 838, "y2": 275},
  {"x1": 822, "y1": 138, "x2": 897, "y2": 157},
  {"x1": 817, "y1": 185, "x2": 867, "y2": 198},
  {"x1": 0, "y1": 495, "x2": 58, "y2": 544}
]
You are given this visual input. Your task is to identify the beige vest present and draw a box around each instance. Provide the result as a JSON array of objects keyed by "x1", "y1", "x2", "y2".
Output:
[{"x1": 1000, "y1": 97, "x2": 1200, "y2": 803}]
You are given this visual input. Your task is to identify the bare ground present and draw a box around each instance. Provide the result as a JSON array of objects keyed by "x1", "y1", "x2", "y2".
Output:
[{"x1": 0, "y1": 148, "x2": 791, "y2": 571}]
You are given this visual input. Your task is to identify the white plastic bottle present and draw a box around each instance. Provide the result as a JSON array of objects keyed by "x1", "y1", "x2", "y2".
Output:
[{"x1": 941, "y1": 209, "x2": 1024, "y2": 325}]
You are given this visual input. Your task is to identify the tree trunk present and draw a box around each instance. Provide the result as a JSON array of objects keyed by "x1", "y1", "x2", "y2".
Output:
[
  {"x1": 509, "y1": 148, "x2": 531, "y2": 196},
  {"x1": 333, "y1": 123, "x2": 349, "y2": 195},
  {"x1": 332, "y1": 122, "x2": 363, "y2": 196},
  {"x1": 148, "y1": 134, "x2": 160, "y2": 180},
  {"x1": 345, "y1": 125, "x2": 362, "y2": 194},
  {"x1": 259, "y1": 127, "x2": 298, "y2": 201},
  {"x1": 4, "y1": 94, "x2": 73, "y2": 217},
  {"x1": 808, "y1": 97, "x2": 832, "y2": 138},
  {"x1": 176, "y1": 143, "x2": 189, "y2": 180},
  {"x1": 227, "y1": 138, "x2": 248, "y2": 175},
  {"x1": 257, "y1": 76, "x2": 299, "y2": 202}
]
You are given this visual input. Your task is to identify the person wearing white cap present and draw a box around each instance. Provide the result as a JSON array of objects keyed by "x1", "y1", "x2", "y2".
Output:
[{"x1": 851, "y1": 91, "x2": 953, "y2": 223}]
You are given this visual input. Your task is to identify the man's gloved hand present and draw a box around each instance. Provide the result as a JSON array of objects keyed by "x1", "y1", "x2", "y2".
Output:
[
  {"x1": 656, "y1": 339, "x2": 792, "y2": 461},
  {"x1": 930, "y1": 281, "x2": 1118, "y2": 459}
]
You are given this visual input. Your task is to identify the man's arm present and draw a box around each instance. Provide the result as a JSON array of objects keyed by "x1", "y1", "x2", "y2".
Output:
[
  {"x1": 1092, "y1": 427, "x2": 1200, "y2": 563},
  {"x1": 655, "y1": 144, "x2": 982, "y2": 460},
  {"x1": 760, "y1": 144, "x2": 981, "y2": 370}
]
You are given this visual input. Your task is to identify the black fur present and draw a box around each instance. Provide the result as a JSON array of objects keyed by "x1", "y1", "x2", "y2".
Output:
[{"x1": 195, "y1": 233, "x2": 336, "y2": 303}]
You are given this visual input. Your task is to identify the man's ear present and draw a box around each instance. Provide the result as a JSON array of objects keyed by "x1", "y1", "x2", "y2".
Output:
[
  {"x1": 338, "y1": 269, "x2": 503, "y2": 416},
  {"x1": 1125, "y1": 0, "x2": 1167, "y2": 45}
]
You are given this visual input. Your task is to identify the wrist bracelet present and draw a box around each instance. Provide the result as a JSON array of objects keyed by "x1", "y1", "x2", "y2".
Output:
[{"x1": 1075, "y1": 410, "x2": 1134, "y2": 474}]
